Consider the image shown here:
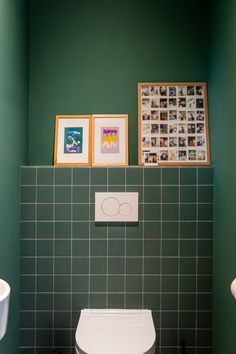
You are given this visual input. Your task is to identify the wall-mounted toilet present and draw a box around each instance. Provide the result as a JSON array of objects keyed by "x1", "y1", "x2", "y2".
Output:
[{"x1": 75, "y1": 309, "x2": 156, "y2": 354}]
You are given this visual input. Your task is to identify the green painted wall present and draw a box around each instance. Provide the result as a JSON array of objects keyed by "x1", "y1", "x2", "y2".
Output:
[
  {"x1": 28, "y1": 0, "x2": 210, "y2": 165},
  {"x1": 0, "y1": 0, "x2": 28, "y2": 353},
  {"x1": 209, "y1": 0, "x2": 236, "y2": 353}
]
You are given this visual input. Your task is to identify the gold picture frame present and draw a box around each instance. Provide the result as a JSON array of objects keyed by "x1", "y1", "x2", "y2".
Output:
[
  {"x1": 92, "y1": 114, "x2": 129, "y2": 166},
  {"x1": 54, "y1": 115, "x2": 92, "y2": 166},
  {"x1": 138, "y1": 82, "x2": 210, "y2": 166}
]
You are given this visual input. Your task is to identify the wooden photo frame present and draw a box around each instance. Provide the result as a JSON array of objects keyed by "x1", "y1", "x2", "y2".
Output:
[
  {"x1": 138, "y1": 82, "x2": 210, "y2": 166},
  {"x1": 92, "y1": 114, "x2": 128, "y2": 166},
  {"x1": 54, "y1": 115, "x2": 92, "y2": 166}
]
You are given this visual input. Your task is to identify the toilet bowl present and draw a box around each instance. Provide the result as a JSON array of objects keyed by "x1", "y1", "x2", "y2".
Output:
[{"x1": 75, "y1": 309, "x2": 156, "y2": 354}]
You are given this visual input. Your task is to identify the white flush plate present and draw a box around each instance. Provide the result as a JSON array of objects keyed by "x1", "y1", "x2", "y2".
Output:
[{"x1": 95, "y1": 192, "x2": 139, "y2": 222}]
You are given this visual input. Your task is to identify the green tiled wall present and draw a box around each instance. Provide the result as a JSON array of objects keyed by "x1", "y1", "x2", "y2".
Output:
[{"x1": 20, "y1": 166, "x2": 213, "y2": 354}]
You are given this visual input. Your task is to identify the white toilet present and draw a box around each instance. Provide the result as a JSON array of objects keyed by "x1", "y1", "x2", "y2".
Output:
[{"x1": 75, "y1": 309, "x2": 156, "y2": 354}]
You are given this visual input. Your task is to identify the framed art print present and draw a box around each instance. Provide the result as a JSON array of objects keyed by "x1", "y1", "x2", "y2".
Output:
[
  {"x1": 54, "y1": 115, "x2": 91, "y2": 166},
  {"x1": 138, "y1": 82, "x2": 210, "y2": 166},
  {"x1": 92, "y1": 114, "x2": 128, "y2": 166}
]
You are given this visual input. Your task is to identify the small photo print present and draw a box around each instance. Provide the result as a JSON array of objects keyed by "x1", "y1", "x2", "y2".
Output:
[
  {"x1": 150, "y1": 86, "x2": 159, "y2": 96},
  {"x1": 169, "y1": 86, "x2": 177, "y2": 96},
  {"x1": 187, "y1": 111, "x2": 195, "y2": 121},
  {"x1": 64, "y1": 127, "x2": 83, "y2": 154},
  {"x1": 188, "y1": 124, "x2": 196, "y2": 134},
  {"x1": 179, "y1": 137, "x2": 187, "y2": 147},
  {"x1": 151, "y1": 124, "x2": 159, "y2": 134},
  {"x1": 169, "y1": 137, "x2": 177, "y2": 147},
  {"x1": 142, "y1": 98, "x2": 150, "y2": 108},
  {"x1": 160, "y1": 137, "x2": 168, "y2": 148},
  {"x1": 151, "y1": 110, "x2": 159, "y2": 120},
  {"x1": 151, "y1": 98, "x2": 159, "y2": 108},
  {"x1": 179, "y1": 123, "x2": 187, "y2": 134},
  {"x1": 179, "y1": 150, "x2": 187, "y2": 161},
  {"x1": 196, "y1": 86, "x2": 203, "y2": 95},
  {"x1": 160, "y1": 98, "x2": 168, "y2": 108},
  {"x1": 169, "y1": 110, "x2": 177, "y2": 120},
  {"x1": 160, "y1": 111, "x2": 168, "y2": 121},
  {"x1": 169, "y1": 149, "x2": 178, "y2": 160},
  {"x1": 178, "y1": 97, "x2": 186, "y2": 108},
  {"x1": 196, "y1": 98, "x2": 204, "y2": 109},
  {"x1": 141, "y1": 86, "x2": 150, "y2": 96},
  {"x1": 142, "y1": 112, "x2": 150, "y2": 121},
  {"x1": 187, "y1": 98, "x2": 196, "y2": 109},
  {"x1": 142, "y1": 137, "x2": 151, "y2": 148},
  {"x1": 101, "y1": 127, "x2": 119, "y2": 153},
  {"x1": 187, "y1": 86, "x2": 195, "y2": 95},
  {"x1": 160, "y1": 124, "x2": 168, "y2": 134},
  {"x1": 160, "y1": 86, "x2": 168, "y2": 96},
  {"x1": 188, "y1": 136, "x2": 196, "y2": 147},
  {"x1": 178, "y1": 86, "x2": 187, "y2": 96},
  {"x1": 197, "y1": 123, "x2": 204, "y2": 133},
  {"x1": 197, "y1": 136, "x2": 205, "y2": 146},
  {"x1": 151, "y1": 137, "x2": 160, "y2": 147},
  {"x1": 144, "y1": 152, "x2": 158, "y2": 164},
  {"x1": 188, "y1": 150, "x2": 197, "y2": 160},
  {"x1": 160, "y1": 150, "x2": 168, "y2": 161},
  {"x1": 169, "y1": 123, "x2": 177, "y2": 134},
  {"x1": 196, "y1": 111, "x2": 205, "y2": 121},
  {"x1": 142, "y1": 123, "x2": 151, "y2": 135},
  {"x1": 198, "y1": 150, "x2": 206, "y2": 160},
  {"x1": 178, "y1": 111, "x2": 187, "y2": 121},
  {"x1": 169, "y1": 98, "x2": 177, "y2": 107}
]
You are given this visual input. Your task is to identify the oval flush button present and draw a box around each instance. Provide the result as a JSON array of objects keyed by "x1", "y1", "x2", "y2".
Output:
[
  {"x1": 101, "y1": 197, "x2": 120, "y2": 216},
  {"x1": 119, "y1": 203, "x2": 132, "y2": 216}
]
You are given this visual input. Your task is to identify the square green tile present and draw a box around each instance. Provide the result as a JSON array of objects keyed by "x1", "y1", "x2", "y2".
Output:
[
  {"x1": 90, "y1": 258, "x2": 107, "y2": 274},
  {"x1": 162, "y1": 240, "x2": 178, "y2": 257},
  {"x1": 144, "y1": 221, "x2": 161, "y2": 238},
  {"x1": 198, "y1": 203, "x2": 213, "y2": 221},
  {"x1": 198, "y1": 221, "x2": 213, "y2": 238},
  {"x1": 108, "y1": 185, "x2": 126, "y2": 192},
  {"x1": 126, "y1": 258, "x2": 142, "y2": 274},
  {"x1": 55, "y1": 186, "x2": 71, "y2": 203},
  {"x1": 73, "y1": 204, "x2": 89, "y2": 221},
  {"x1": 108, "y1": 168, "x2": 125, "y2": 185},
  {"x1": 72, "y1": 186, "x2": 89, "y2": 203},
  {"x1": 197, "y1": 258, "x2": 212, "y2": 274},
  {"x1": 144, "y1": 239, "x2": 160, "y2": 256},
  {"x1": 162, "y1": 258, "x2": 178, "y2": 274},
  {"x1": 37, "y1": 186, "x2": 53, "y2": 203},
  {"x1": 20, "y1": 240, "x2": 35, "y2": 257},
  {"x1": 36, "y1": 312, "x2": 53, "y2": 329},
  {"x1": 108, "y1": 258, "x2": 125, "y2": 274},
  {"x1": 72, "y1": 294, "x2": 89, "y2": 310},
  {"x1": 198, "y1": 240, "x2": 212, "y2": 257},
  {"x1": 90, "y1": 275, "x2": 106, "y2": 292},
  {"x1": 20, "y1": 221, "x2": 35, "y2": 238},
  {"x1": 180, "y1": 240, "x2": 196, "y2": 257},
  {"x1": 37, "y1": 221, "x2": 53, "y2": 238},
  {"x1": 90, "y1": 186, "x2": 108, "y2": 202},
  {"x1": 108, "y1": 294, "x2": 124, "y2": 308},
  {"x1": 55, "y1": 221, "x2": 71, "y2": 238},
  {"x1": 180, "y1": 167, "x2": 197, "y2": 185},
  {"x1": 54, "y1": 240, "x2": 71, "y2": 257},
  {"x1": 161, "y1": 294, "x2": 178, "y2": 310},
  {"x1": 180, "y1": 221, "x2": 196, "y2": 239},
  {"x1": 180, "y1": 186, "x2": 197, "y2": 203},
  {"x1": 55, "y1": 275, "x2": 71, "y2": 292},
  {"x1": 37, "y1": 204, "x2": 53, "y2": 221},
  {"x1": 144, "y1": 258, "x2": 160, "y2": 274},
  {"x1": 197, "y1": 312, "x2": 212, "y2": 328},
  {"x1": 21, "y1": 186, "x2": 36, "y2": 203},
  {"x1": 162, "y1": 204, "x2": 179, "y2": 221},
  {"x1": 73, "y1": 221, "x2": 89, "y2": 238},
  {"x1": 20, "y1": 329, "x2": 35, "y2": 346},
  {"x1": 126, "y1": 275, "x2": 142, "y2": 292},
  {"x1": 143, "y1": 293, "x2": 160, "y2": 310},
  {"x1": 161, "y1": 311, "x2": 178, "y2": 328},
  {"x1": 54, "y1": 312, "x2": 71, "y2": 328},
  {"x1": 108, "y1": 275, "x2": 124, "y2": 292},
  {"x1": 21, "y1": 294, "x2": 35, "y2": 311},
  {"x1": 36, "y1": 294, "x2": 53, "y2": 310},
  {"x1": 37, "y1": 258, "x2": 53, "y2": 274},
  {"x1": 21, "y1": 312, "x2": 35, "y2": 328},
  {"x1": 144, "y1": 168, "x2": 161, "y2": 185},
  {"x1": 198, "y1": 167, "x2": 214, "y2": 185},
  {"x1": 162, "y1": 186, "x2": 179, "y2": 203},
  {"x1": 72, "y1": 258, "x2": 89, "y2": 274},
  {"x1": 180, "y1": 258, "x2": 196, "y2": 274},
  {"x1": 126, "y1": 168, "x2": 143, "y2": 185},
  {"x1": 198, "y1": 275, "x2": 212, "y2": 292},
  {"x1": 55, "y1": 259, "x2": 71, "y2": 274},
  {"x1": 21, "y1": 167, "x2": 36, "y2": 185},
  {"x1": 162, "y1": 168, "x2": 179, "y2": 185},
  {"x1": 144, "y1": 186, "x2": 161, "y2": 203},
  {"x1": 180, "y1": 204, "x2": 196, "y2": 221},
  {"x1": 54, "y1": 294, "x2": 71, "y2": 310},
  {"x1": 179, "y1": 312, "x2": 196, "y2": 328},
  {"x1": 126, "y1": 240, "x2": 143, "y2": 257},
  {"x1": 144, "y1": 204, "x2": 161, "y2": 221},
  {"x1": 72, "y1": 275, "x2": 88, "y2": 292},
  {"x1": 73, "y1": 168, "x2": 89, "y2": 185},
  {"x1": 20, "y1": 258, "x2": 35, "y2": 274},
  {"x1": 162, "y1": 222, "x2": 178, "y2": 238},
  {"x1": 126, "y1": 294, "x2": 142, "y2": 308},
  {"x1": 21, "y1": 275, "x2": 35, "y2": 292},
  {"x1": 198, "y1": 185, "x2": 213, "y2": 203},
  {"x1": 197, "y1": 293, "x2": 212, "y2": 311},
  {"x1": 179, "y1": 275, "x2": 196, "y2": 292},
  {"x1": 55, "y1": 168, "x2": 72, "y2": 185},
  {"x1": 126, "y1": 222, "x2": 143, "y2": 238},
  {"x1": 179, "y1": 294, "x2": 196, "y2": 310},
  {"x1": 126, "y1": 186, "x2": 143, "y2": 202},
  {"x1": 37, "y1": 168, "x2": 54, "y2": 185},
  {"x1": 162, "y1": 275, "x2": 178, "y2": 292},
  {"x1": 144, "y1": 275, "x2": 160, "y2": 292},
  {"x1": 37, "y1": 240, "x2": 53, "y2": 257},
  {"x1": 55, "y1": 203, "x2": 71, "y2": 221},
  {"x1": 197, "y1": 329, "x2": 212, "y2": 347},
  {"x1": 37, "y1": 275, "x2": 53, "y2": 292},
  {"x1": 91, "y1": 168, "x2": 107, "y2": 185},
  {"x1": 108, "y1": 240, "x2": 125, "y2": 256},
  {"x1": 72, "y1": 240, "x2": 89, "y2": 257},
  {"x1": 91, "y1": 222, "x2": 108, "y2": 238},
  {"x1": 90, "y1": 240, "x2": 107, "y2": 257},
  {"x1": 107, "y1": 224, "x2": 125, "y2": 238},
  {"x1": 21, "y1": 204, "x2": 36, "y2": 221},
  {"x1": 90, "y1": 294, "x2": 106, "y2": 308}
]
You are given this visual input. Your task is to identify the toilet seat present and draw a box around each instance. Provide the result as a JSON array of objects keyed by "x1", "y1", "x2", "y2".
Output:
[{"x1": 75, "y1": 309, "x2": 156, "y2": 354}]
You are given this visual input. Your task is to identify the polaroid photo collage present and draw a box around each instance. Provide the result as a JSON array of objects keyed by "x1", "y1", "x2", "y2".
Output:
[{"x1": 139, "y1": 83, "x2": 209, "y2": 165}]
